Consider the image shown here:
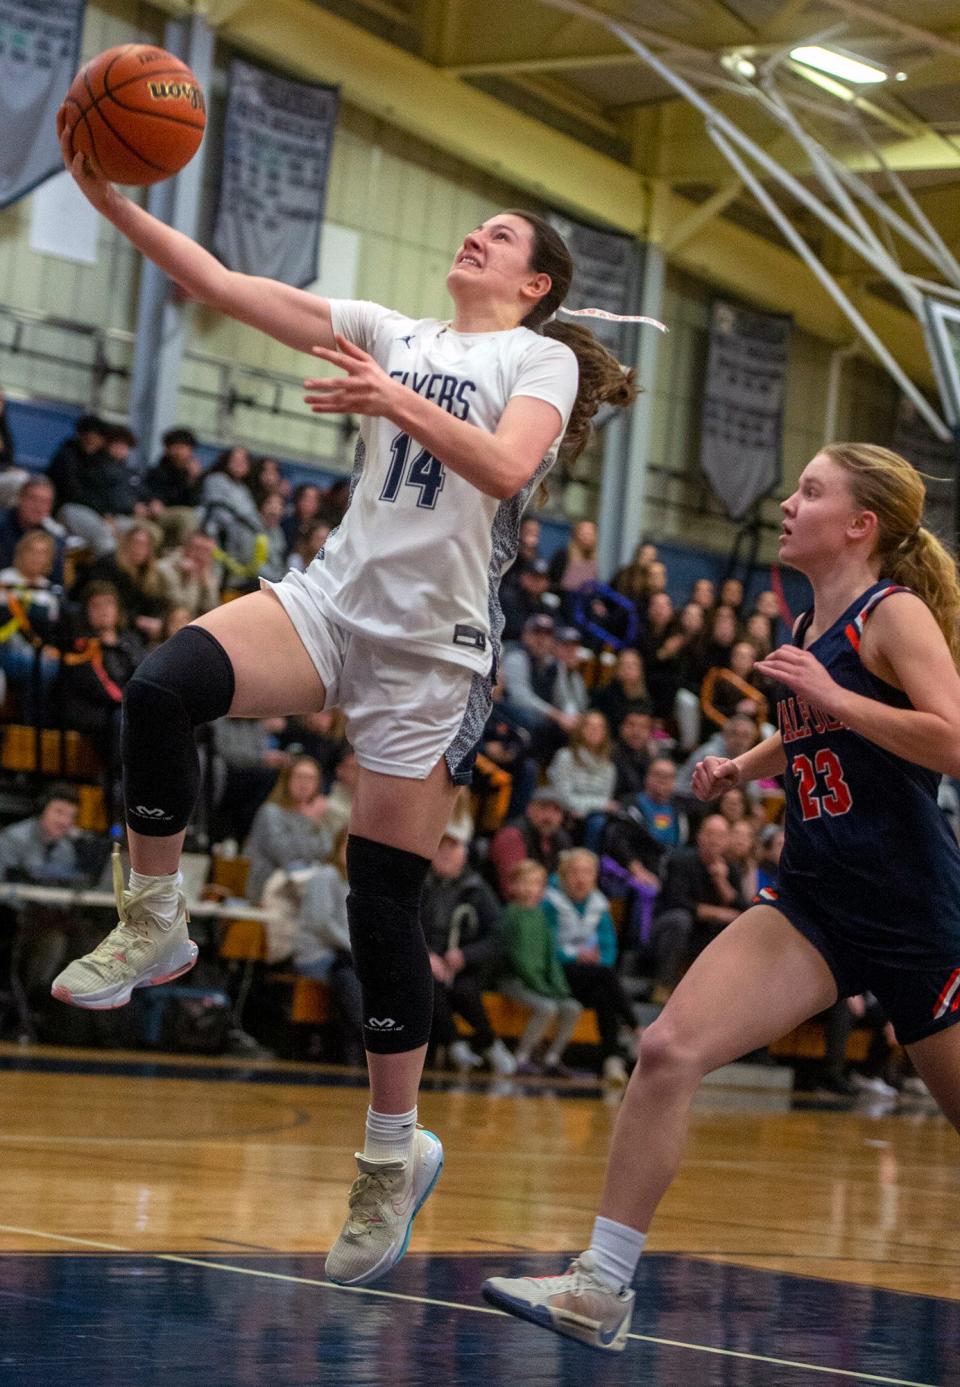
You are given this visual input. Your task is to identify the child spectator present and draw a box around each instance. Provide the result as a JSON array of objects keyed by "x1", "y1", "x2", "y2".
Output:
[
  {"x1": 499, "y1": 860, "x2": 583, "y2": 1076},
  {"x1": 545, "y1": 848, "x2": 638, "y2": 1085}
]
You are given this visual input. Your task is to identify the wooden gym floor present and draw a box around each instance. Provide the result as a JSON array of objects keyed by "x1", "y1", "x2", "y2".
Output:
[{"x1": 0, "y1": 1044, "x2": 957, "y2": 1386}]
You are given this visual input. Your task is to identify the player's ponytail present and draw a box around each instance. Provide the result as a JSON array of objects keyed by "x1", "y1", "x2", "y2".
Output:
[
  {"x1": 506, "y1": 210, "x2": 639, "y2": 467},
  {"x1": 824, "y1": 442, "x2": 960, "y2": 668}
]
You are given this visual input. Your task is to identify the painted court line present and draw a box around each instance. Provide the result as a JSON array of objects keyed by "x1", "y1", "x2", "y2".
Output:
[{"x1": 0, "y1": 1223, "x2": 937, "y2": 1387}]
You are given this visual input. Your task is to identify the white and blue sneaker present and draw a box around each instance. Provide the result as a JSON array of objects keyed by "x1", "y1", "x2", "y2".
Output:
[
  {"x1": 324, "y1": 1127, "x2": 443, "y2": 1286},
  {"x1": 482, "y1": 1251, "x2": 634, "y2": 1352}
]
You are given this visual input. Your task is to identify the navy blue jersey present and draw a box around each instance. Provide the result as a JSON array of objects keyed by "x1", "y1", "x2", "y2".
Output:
[{"x1": 776, "y1": 580, "x2": 960, "y2": 972}]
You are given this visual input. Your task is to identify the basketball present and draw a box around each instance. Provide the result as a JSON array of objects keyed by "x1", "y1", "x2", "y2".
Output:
[{"x1": 62, "y1": 44, "x2": 206, "y2": 186}]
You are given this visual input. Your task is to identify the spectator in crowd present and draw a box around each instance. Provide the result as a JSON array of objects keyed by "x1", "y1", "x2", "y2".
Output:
[
  {"x1": 638, "y1": 591, "x2": 676, "y2": 723},
  {"x1": 700, "y1": 639, "x2": 768, "y2": 732},
  {"x1": 244, "y1": 755, "x2": 333, "y2": 904},
  {"x1": 0, "y1": 387, "x2": 27, "y2": 506},
  {"x1": 689, "y1": 577, "x2": 715, "y2": 612},
  {"x1": 156, "y1": 530, "x2": 221, "y2": 617},
  {"x1": 652, "y1": 813, "x2": 749, "y2": 989},
  {"x1": 631, "y1": 757, "x2": 688, "y2": 857},
  {"x1": 549, "y1": 518, "x2": 598, "y2": 617},
  {"x1": 717, "y1": 784, "x2": 751, "y2": 826},
  {"x1": 590, "y1": 647, "x2": 651, "y2": 732},
  {"x1": 250, "y1": 455, "x2": 285, "y2": 507},
  {"x1": 0, "y1": 476, "x2": 67, "y2": 582},
  {"x1": 743, "y1": 611, "x2": 774, "y2": 658},
  {"x1": 0, "y1": 785, "x2": 88, "y2": 1003},
  {"x1": 602, "y1": 756, "x2": 684, "y2": 969},
  {"x1": 719, "y1": 576, "x2": 744, "y2": 613},
  {"x1": 500, "y1": 614, "x2": 577, "y2": 760},
  {"x1": 50, "y1": 416, "x2": 140, "y2": 559},
  {"x1": 479, "y1": 685, "x2": 538, "y2": 820},
  {"x1": 209, "y1": 715, "x2": 289, "y2": 847},
  {"x1": 551, "y1": 625, "x2": 589, "y2": 719},
  {"x1": 676, "y1": 713, "x2": 759, "y2": 794},
  {"x1": 80, "y1": 525, "x2": 166, "y2": 643},
  {"x1": 499, "y1": 859, "x2": 582, "y2": 1075},
  {"x1": 201, "y1": 446, "x2": 262, "y2": 585},
  {"x1": 317, "y1": 476, "x2": 350, "y2": 527},
  {"x1": 258, "y1": 493, "x2": 289, "y2": 583},
  {"x1": 544, "y1": 848, "x2": 638, "y2": 1085},
  {"x1": 293, "y1": 828, "x2": 363, "y2": 1066},
  {"x1": 641, "y1": 558, "x2": 668, "y2": 599},
  {"x1": 61, "y1": 581, "x2": 144, "y2": 794},
  {"x1": 422, "y1": 827, "x2": 515, "y2": 1075},
  {"x1": 700, "y1": 602, "x2": 738, "y2": 672},
  {"x1": 752, "y1": 588, "x2": 791, "y2": 646},
  {"x1": 611, "y1": 708, "x2": 655, "y2": 801},
  {"x1": 278, "y1": 708, "x2": 350, "y2": 789},
  {"x1": 289, "y1": 518, "x2": 331, "y2": 574},
  {"x1": 727, "y1": 818, "x2": 759, "y2": 901},
  {"x1": 160, "y1": 604, "x2": 192, "y2": 642},
  {"x1": 489, "y1": 787, "x2": 573, "y2": 901},
  {"x1": 501, "y1": 514, "x2": 542, "y2": 593},
  {"x1": 610, "y1": 541, "x2": 654, "y2": 606},
  {"x1": 0, "y1": 529, "x2": 61, "y2": 709},
  {"x1": 547, "y1": 709, "x2": 618, "y2": 847},
  {"x1": 500, "y1": 559, "x2": 555, "y2": 643},
  {"x1": 143, "y1": 426, "x2": 203, "y2": 545},
  {"x1": 282, "y1": 481, "x2": 322, "y2": 550}
]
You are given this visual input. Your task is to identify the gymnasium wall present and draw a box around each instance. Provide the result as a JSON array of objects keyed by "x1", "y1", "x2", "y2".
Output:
[{"x1": 0, "y1": 0, "x2": 901, "y2": 561}]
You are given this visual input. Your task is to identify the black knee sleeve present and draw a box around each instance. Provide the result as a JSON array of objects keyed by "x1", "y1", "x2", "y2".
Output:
[
  {"x1": 346, "y1": 834, "x2": 433, "y2": 1054},
  {"x1": 122, "y1": 626, "x2": 235, "y2": 837}
]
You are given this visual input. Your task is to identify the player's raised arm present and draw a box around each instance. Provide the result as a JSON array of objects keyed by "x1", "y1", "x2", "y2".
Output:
[{"x1": 58, "y1": 119, "x2": 336, "y2": 356}]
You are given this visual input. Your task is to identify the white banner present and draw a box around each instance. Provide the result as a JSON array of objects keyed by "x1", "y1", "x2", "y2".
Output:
[
  {"x1": 213, "y1": 59, "x2": 339, "y2": 289},
  {"x1": 0, "y1": 0, "x2": 86, "y2": 209},
  {"x1": 700, "y1": 299, "x2": 791, "y2": 520}
]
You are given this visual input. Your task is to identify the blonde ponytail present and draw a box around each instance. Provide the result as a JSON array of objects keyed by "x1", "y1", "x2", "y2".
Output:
[{"x1": 823, "y1": 442, "x2": 960, "y2": 668}]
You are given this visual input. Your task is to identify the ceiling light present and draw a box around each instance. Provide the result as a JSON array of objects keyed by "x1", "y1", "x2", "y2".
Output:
[
  {"x1": 789, "y1": 45, "x2": 888, "y2": 84},
  {"x1": 721, "y1": 52, "x2": 756, "y2": 79}
]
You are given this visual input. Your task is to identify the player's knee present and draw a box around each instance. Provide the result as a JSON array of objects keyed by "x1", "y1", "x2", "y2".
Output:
[
  {"x1": 636, "y1": 1017, "x2": 703, "y2": 1086},
  {"x1": 124, "y1": 626, "x2": 235, "y2": 733}
]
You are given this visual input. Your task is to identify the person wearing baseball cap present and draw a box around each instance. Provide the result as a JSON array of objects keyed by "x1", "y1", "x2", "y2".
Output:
[
  {"x1": 501, "y1": 614, "x2": 580, "y2": 762},
  {"x1": 552, "y1": 625, "x2": 589, "y2": 721},
  {"x1": 501, "y1": 561, "x2": 555, "y2": 643}
]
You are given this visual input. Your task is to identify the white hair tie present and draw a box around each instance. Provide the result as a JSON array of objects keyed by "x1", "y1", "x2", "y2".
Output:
[{"x1": 558, "y1": 306, "x2": 668, "y2": 331}]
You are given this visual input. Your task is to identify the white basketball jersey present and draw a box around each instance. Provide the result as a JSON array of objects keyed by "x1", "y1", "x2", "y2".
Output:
[{"x1": 296, "y1": 299, "x2": 579, "y2": 675}]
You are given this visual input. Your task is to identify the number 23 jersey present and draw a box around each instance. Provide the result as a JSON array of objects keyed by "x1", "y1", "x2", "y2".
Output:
[
  {"x1": 777, "y1": 580, "x2": 960, "y2": 964},
  {"x1": 300, "y1": 299, "x2": 578, "y2": 675}
]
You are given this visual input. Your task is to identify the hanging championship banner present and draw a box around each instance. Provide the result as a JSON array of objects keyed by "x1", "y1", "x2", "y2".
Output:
[
  {"x1": 214, "y1": 59, "x2": 339, "y2": 288},
  {"x1": 547, "y1": 214, "x2": 637, "y2": 350},
  {"x1": 0, "y1": 0, "x2": 86, "y2": 210},
  {"x1": 700, "y1": 299, "x2": 791, "y2": 520}
]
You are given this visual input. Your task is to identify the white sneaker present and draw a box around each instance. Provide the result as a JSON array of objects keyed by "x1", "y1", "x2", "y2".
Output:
[
  {"x1": 449, "y1": 1039, "x2": 483, "y2": 1072},
  {"x1": 482, "y1": 1250, "x2": 634, "y2": 1352},
  {"x1": 602, "y1": 1055, "x2": 629, "y2": 1089},
  {"x1": 851, "y1": 1073, "x2": 899, "y2": 1099},
  {"x1": 51, "y1": 847, "x2": 197, "y2": 1010},
  {"x1": 485, "y1": 1038, "x2": 517, "y2": 1076},
  {"x1": 325, "y1": 1128, "x2": 443, "y2": 1286}
]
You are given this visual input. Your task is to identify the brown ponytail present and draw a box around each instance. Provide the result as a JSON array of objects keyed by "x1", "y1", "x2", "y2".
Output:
[
  {"x1": 505, "y1": 210, "x2": 639, "y2": 467},
  {"x1": 823, "y1": 442, "x2": 960, "y2": 668}
]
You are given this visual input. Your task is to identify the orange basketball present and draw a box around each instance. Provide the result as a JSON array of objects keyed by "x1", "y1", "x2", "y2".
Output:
[{"x1": 62, "y1": 45, "x2": 206, "y2": 186}]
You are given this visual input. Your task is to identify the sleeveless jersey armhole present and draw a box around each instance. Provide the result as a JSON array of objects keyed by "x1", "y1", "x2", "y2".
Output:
[{"x1": 843, "y1": 583, "x2": 911, "y2": 654}]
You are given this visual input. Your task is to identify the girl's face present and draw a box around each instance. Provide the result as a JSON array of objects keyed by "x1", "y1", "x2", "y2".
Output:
[
  {"x1": 17, "y1": 536, "x2": 52, "y2": 579},
  {"x1": 719, "y1": 787, "x2": 747, "y2": 823},
  {"x1": 297, "y1": 486, "x2": 321, "y2": 519},
  {"x1": 637, "y1": 543, "x2": 657, "y2": 568},
  {"x1": 645, "y1": 561, "x2": 667, "y2": 592},
  {"x1": 261, "y1": 495, "x2": 283, "y2": 526},
  {"x1": 648, "y1": 592, "x2": 673, "y2": 626},
  {"x1": 581, "y1": 712, "x2": 607, "y2": 750},
  {"x1": 720, "y1": 578, "x2": 743, "y2": 608},
  {"x1": 125, "y1": 530, "x2": 152, "y2": 567},
  {"x1": 512, "y1": 872, "x2": 546, "y2": 908},
  {"x1": 573, "y1": 520, "x2": 597, "y2": 553},
  {"x1": 447, "y1": 214, "x2": 548, "y2": 316},
  {"x1": 259, "y1": 459, "x2": 281, "y2": 488},
  {"x1": 712, "y1": 606, "x2": 737, "y2": 645},
  {"x1": 680, "y1": 602, "x2": 704, "y2": 635},
  {"x1": 730, "y1": 641, "x2": 756, "y2": 679},
  {"x1": 227, "y1": 448, "x2": 251, "y2": 481},
  {"x1": 730, "y1": 820, "x2": 755, "y2": 860},
  {"x1": 691, "y1": 578, "x2": 714, "y2": 607},
  {"x1": 87, "y1": 593, "x2": 118, "y2": 632},
  {"x1": 617, "y1": 650, "x2": 643, "y2": 684},
  {"x1": 779, "y1": 454, "x2": 871, "y2": 570},
  {"x1": 288, "y1": 760, "x2": 320, "y2": 804}
]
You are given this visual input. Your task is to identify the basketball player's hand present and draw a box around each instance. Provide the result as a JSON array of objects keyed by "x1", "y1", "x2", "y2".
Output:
[
  {"x1": 56, "y1": 106, "x2": 117, "y2": 213},
  {"x1": 754, "y1": 646, "x2": 846, "y2": 718},
  {"x1": 305, "y1": 336, "x2": 400, "y2": 418},
  {"x1": 692, "y1": 755, "x2": 740, "y2": 800}
]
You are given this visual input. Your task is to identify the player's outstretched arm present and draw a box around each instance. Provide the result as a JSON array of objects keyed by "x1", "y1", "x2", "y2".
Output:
[
  {"x1": 757, "y1": 593, "x2": 960, "y2": 777},
  {"x1": 692, "y1": 731, "x2": 786, "y2": 801},
  {"x1": 58, "y1": 116, "x2": 335, "y2": 356}
]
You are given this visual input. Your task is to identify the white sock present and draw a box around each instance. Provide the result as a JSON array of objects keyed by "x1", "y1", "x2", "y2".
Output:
[
  {"x1": 588, "y1": 1215, "x2": 646, "y2": 1290},
  {"x1": 363, "y1": 1105, "x2": 417, "y2": 1163},
  {"x1": 128, "y1": 869, "x2": 183, "y2": 925}
]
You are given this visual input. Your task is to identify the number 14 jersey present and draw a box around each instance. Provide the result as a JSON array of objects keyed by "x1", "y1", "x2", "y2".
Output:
[
  {"x1": 777, "y1": 580, "x2": 960, "y2": 966},
  {"x1": 300, "y1": 299, "x2": 578, "y2": 676}
]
